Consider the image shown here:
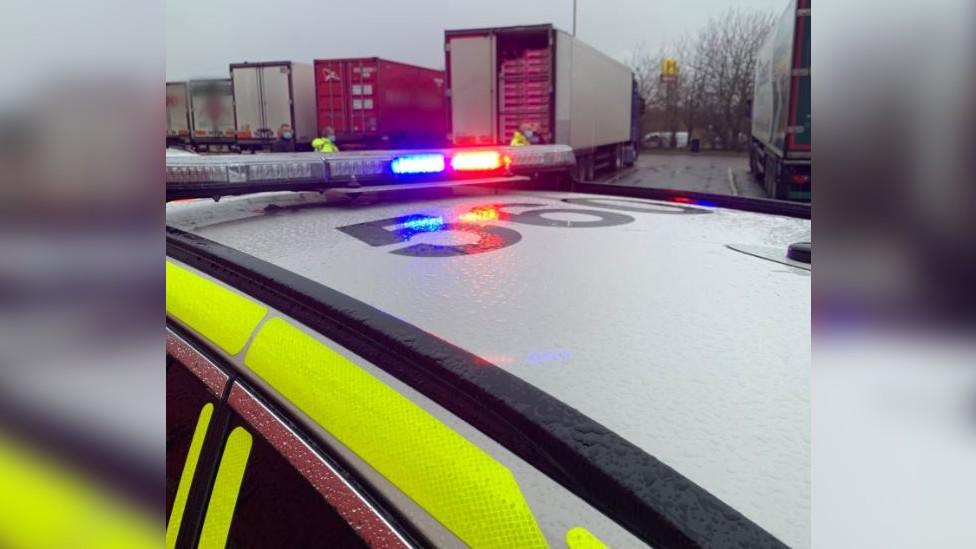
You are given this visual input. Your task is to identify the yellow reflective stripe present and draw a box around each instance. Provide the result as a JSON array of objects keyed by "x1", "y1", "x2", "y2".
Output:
[
  {"x1": 0, "y1": 436, "x2": 160, "y2": 549},
  {"x1": 566, "y1": 527, "x2": 610, "y2": 549},
  {"x1": 166, "y1": 403, "x2": 214, "y2": 549},
  {"x1": 198, "y1": 427, "x2": 252, "y2": 549},
  {"x1": 245, "y1": 318, "x2": 548, "y2": 549},
  {"x1": 166, "y1": 261, "x2": 268, "y2": 355}
]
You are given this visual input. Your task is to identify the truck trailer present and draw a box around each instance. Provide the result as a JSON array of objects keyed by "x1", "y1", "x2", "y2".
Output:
[
  {"x1": 750, "y1": 0, "x2": 811, "y2": 201},
  {"x1": 445, "y1": 24, "x2": 639, "y2": 180},
  {"x1": 314, "y1": 57, "x2": 446, "y2": 149},
  {"x1": 165, "y1": 82, "x2": 190, "y2": 146},
  {"x1": 188, "y1": 79, "x2": 236, "y2": 151},
  {"x1": 230, "y1": 61, "x2": 316, "y2": 150}
]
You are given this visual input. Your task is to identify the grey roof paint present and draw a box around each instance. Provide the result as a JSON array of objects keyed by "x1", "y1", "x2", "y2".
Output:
[{"x1": 168, "y1": 190, "x2": 810, "y2": 548}]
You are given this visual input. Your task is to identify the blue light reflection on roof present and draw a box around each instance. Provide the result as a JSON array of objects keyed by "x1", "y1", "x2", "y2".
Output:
[
  {"x1": 526, "y1": 350, "x2": 573, "y2": 363},
  {"x1": 400, "y1": 215, "x2": 445, "y2": 232},
  {"x1": 393, "y1": 215, "x2": 446, "y2": 241}
]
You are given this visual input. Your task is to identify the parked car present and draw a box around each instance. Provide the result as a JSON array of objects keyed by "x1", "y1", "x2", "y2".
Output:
[{"x1": 642, "y1": 131, "x2": 689, "y2": 149}]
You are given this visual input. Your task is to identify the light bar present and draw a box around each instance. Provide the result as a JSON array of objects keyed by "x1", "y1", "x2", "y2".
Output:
[
  {"x1": 505, "y1": 147, "x2": 576, "y2": 170},
  {"x1": 451, "y1": 151, "x2": 502, "y2": 171},
  {"x1": 327, "y1": 156, "x2": 387, "y2": 179},
  {"x1": 166, "y1": 154, "x2": 326, "y2": 186},
  {"x1": 167, "y1": 164, "x2": 231, "y2": 184},
  {"x1": 391, "y1": 154, "x2": 446, "y2": 175},
  {"x1": 166, "y1": 145, "x2": 576, "y2": 200},
  {"x1": 246, "y1": 159, "x2": 317, "y2": 181}
]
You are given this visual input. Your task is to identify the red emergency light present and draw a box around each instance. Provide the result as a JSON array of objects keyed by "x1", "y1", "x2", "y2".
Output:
[{"x1": 451, "y1": 151, "x2": 502, "y2": 171}]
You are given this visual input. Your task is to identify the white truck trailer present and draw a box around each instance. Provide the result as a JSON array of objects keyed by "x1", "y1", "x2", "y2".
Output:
[
  {"x1": 230, "y1": 61, "x2": 316, "y2": 150},
  {"x1": 445, "y1": 24, "x2": 641, "y2": 180}
]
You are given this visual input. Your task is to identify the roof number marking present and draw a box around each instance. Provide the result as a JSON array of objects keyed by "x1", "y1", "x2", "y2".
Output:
[
  {"x1": 337, "y1": 214, "x2": 522, "y2": 257},
  {"x1": 337, "y1": 199, "x2": 709, "y2": 258}
]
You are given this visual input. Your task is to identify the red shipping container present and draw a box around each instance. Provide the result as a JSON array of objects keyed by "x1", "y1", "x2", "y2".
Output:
[{"x1": 313, "y1": 57, "x2": 447, "y2": 149}]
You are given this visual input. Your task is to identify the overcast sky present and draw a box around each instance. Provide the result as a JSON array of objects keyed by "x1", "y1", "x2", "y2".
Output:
[{"x1": 166, "y1": 0, "x2": 788, "y2": 80}]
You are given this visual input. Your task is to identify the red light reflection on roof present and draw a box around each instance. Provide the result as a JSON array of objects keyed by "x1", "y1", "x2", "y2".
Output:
[
  {"x1": 481, "y1": 355, "x2": 514, "y2": 366},
  {"x1": 458, "y1": 207, "x2": 500, "y2": 223}
]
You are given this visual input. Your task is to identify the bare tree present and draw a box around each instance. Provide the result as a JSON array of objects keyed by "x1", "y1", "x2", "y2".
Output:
[
  {"x1": 674, "y1": 36, "x2": 704, "y2": 145},
  {"x1": 628, "y1": 42, "x2": 660, "y2": 107},
  {"x1": 631, "y1": 8, "x2": 774, "y2": 150},
  {"x1": 628, "y1": 43, "x2": 681, "y2": 147},
  {"x1": 689, "y1": 8, "x2": 774, "y2": 149}
]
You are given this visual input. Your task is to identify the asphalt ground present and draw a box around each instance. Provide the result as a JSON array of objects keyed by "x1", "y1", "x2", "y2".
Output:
[{"x1": 598, "y1": 150, "x2": 766, "y2": 199}]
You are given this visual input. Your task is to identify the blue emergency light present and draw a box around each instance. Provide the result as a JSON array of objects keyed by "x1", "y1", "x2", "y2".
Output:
[{"x1": 390, "y1": 154, "x2": 446, "y2": 175}]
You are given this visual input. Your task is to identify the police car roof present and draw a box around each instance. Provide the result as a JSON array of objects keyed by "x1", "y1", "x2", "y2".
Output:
[{"x1": 167, "y1": 188, "x2": 810, "y2": 548}]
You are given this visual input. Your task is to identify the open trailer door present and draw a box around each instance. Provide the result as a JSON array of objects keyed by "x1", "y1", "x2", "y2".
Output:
[{"x1": 447, "y1": 34, "x2": 497, "y2": 145}]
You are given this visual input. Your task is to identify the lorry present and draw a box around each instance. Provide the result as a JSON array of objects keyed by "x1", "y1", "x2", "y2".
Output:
[
  {"x1": 230, "y1": 61, "x2": 316, "y2": 150},
  {"x1": 314, "y1": 57, "x2": 446, "y2": 149},
  {"x1": 165, "y1": 82, "x2": 190, "y2": 146},
  {"x1": 188, "y1": 79, "x2": 236, "y2": 151},
  {"x1": 750, "y1": 0, "x2": 811, "y2": 201},
  {"x1": 444, "y1": 24, "x2": 640, "y2": 180}
]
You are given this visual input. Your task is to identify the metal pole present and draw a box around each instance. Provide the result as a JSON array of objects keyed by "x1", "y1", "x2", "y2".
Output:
[{"x1": 572, "y1": 0, "x2": 577, "y2": 36}]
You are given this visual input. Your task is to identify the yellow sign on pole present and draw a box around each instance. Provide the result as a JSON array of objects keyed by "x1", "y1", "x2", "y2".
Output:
[{"x1": 660, "y1": 58, "x2": 679, "y2": 82}]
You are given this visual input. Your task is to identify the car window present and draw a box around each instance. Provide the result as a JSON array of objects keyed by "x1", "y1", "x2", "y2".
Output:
[
  {"x1": 167, "y1": 336, "x2": 393, "y2": 549},
  {"x1": 165, "y1": 353, "x2": 218, "y2": 527},
  {"x1": 212, "y1": 411, "x2": 370, "y2": 549}
]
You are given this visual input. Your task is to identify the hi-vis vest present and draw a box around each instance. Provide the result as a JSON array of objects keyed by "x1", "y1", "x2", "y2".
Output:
[
  {"x1": 510, "y1": 131, "x2": 529, "y2": 147},
  {"x1": 312, "y1": 137, "x2": 339, "y2": 153}
]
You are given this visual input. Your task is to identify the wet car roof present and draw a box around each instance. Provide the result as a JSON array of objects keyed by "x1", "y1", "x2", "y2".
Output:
[{"x1": 167, "y1": 189, "x2": 810, "y2": 548}]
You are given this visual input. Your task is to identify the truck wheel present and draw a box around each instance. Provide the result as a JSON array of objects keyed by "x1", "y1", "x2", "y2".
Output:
[
  {"x1": 576, "y1": 155, "x2": 593, "y2": 181},
  {"x1": 749, "y1": 148, "x2": 762, "y2": 180},
  {"x1": 625, "y1": 143, "x2": 638, "y2": 166},
  {"x1": 765, "y1": 154, "x2": 786, "y2": 199},
  {"x1": 764, "y1": 154, "x2": 775, "y2": 198}
]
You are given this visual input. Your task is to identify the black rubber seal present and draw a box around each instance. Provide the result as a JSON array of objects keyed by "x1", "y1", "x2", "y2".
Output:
[
  {"x1": 570, "y1": 181, "x2": 811, "y2": 220},
  {"x1": 787, "y1": 242, "x2": 812, "y2": 263},
  {"x1": 167, "y1": 226, "x2": 788, "y2": 549}
]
